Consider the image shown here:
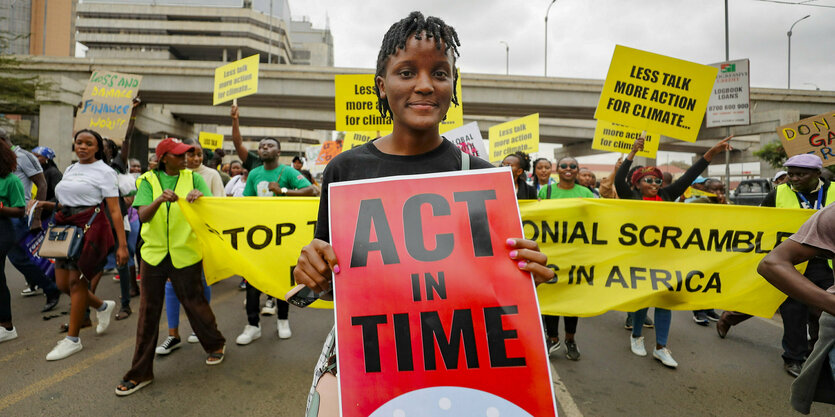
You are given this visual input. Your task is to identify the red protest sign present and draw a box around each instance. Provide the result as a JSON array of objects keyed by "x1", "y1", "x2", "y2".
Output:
[
  {"x1": 315, "y1": 140, "x2": 343, "y2": 165},
  {"x1": 329, "y1": 168, "x2": 556, "y2": 417}
]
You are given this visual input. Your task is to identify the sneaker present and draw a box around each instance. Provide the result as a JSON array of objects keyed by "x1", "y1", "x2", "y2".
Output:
[
  {"x1": 112, "y1": 275, "x2": 120, "y2": 282},
  {"x1": 624, "y1": 315, "x2": 633, "y2": 330},
  {"x1": 239, "y1": 279, "x2": 247, "y2": 291},
  {"x1": 643, "y1": 316, "x2": 654, "y2": 328},
  {"x1": 565, "y1": 341, "x2": 581, "y2": 361},
  {"x1": 21, "y1": 286, "x2": 41, "y2": 297},
  {"x1": 155, "y1": 336, "x2": 182, "y2": 355},
  {"x1": 261, "y1": 297, "x2": 277, "y2": 316},
  {"x1": 653, "y1": 347, "x2": 678, "y2": 368},
  {"x1": 236, "y1": 324, "x2": 261, "y2": 345},
  {"x1": 46, "y1": 338, "x2": 82, "y2": 360},
  {"x1": 693, "y1": 312, "x2": 709, "y2": 326},
  {"x1": 630, "y1": 336, "x2": 647, "y2": 357},
  {"x1": 784, "y1": 361, "x2": 802, "y2": 378},
  {"x1": 277, "y1": 319, "x2": 292, "y2": 339},
  {"x1": 705, "y1": 310, "x2": 721, "y2": 322},
  {"x1": 187, "y1": 333, "x2": 199, "y2": 343},
  {"x1": 0, "y1": 326, "x2": 18, "y2": 343},
  {"x1": 547, "y1": 339, "x2": 561, "y2": 356},
  {"x1": 96, "y1": 300, "x2": 116, "y2": 335}
]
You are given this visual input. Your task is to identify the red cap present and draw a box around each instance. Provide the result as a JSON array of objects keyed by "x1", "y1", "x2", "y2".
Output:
[{"x1": 155, "y1": 137, "x2": 194, "y2": 160}]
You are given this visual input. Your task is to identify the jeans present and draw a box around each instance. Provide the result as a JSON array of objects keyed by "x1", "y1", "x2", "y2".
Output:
[
  {"x1": 8, "y1": 217, "x2": 58, "y2": 296},
  {"x1": 0, "y1": 218, "x2": 15, "y2": 323},
  {"x1": 246, "y1": 282, "x2": 288, "y2": 325},
  {"x1": 165, "y1": 275, "x2": 211, "y2": 329},
  {"x1": 632, "y1": 308, "x2": 672, "y2": 346},
  {"x1": 116, "y1": 219, "x2": 140, "y2": 308}
]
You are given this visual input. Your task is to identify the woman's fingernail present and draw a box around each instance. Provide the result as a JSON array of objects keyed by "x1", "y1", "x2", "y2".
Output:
[
  {"x1": 333, "y1": 265, "x2": 341, "y2": 274},
  {"x1": 506, "y1": 238, "x2": 515, "y2": 246},
  {"x1": 509, "y1": 250, "x2": 518, "y2": 258},
  {"x1": 517, "y1": 261, "x2": 528, "y2": 269}
]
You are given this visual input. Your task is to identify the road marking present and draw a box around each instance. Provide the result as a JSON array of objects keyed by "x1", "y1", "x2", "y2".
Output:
[
  {"x1": 550, "y1": 362, "x2": 584, "y2": 417},
  {"x1": 0, "y1": 286, "x2": 241, "y2": 412},
  {"x1": 0, "y1": 347, "x2": 34, "y2": 364}
]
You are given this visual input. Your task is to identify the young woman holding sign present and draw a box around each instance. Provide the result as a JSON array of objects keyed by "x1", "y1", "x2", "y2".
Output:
[
  {"x1": 291, "y1": 12, "x2": 556, "y2": 415},
  {"x1": 615, "y1": 134, "x2": 732, "y2": 368}
]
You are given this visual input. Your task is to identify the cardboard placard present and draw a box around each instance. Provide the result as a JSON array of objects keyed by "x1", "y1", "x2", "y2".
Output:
[
  {"x1": 74, "y1": 70, "x2": 142, "y2": 144},
  {"x1": 706, "y1": 59, "x2": 750, "y2": 128},
  {"x1": 334, "y1": 72, "x2": 464, "y2": 132},
  {"x1": 329, "y1": 168, "x2": 556, "y2": 417},
  {"x1": 444, "y1": 122, "x2": 488, "y2": 160},
  {"x1": 488, "y1": 113, "x2": 540, "y2": 163},
  {"x1": 591, "y1": 120, "x2": 660, "y2": 158},
  {"x1": 198, "y1": 132, "x2": 224, "y2": 150},
  {"x1": 777, "y1": 111, "x2": 835, "y2": 166},
  {"x1": 213, "y1": 54, "x2": 260, "y2": 105},
  {"x1": 314, "y1": 140, "x2": 343, "y2": 165},
  {"x1": 594, "y1": 45, "x2": 718, "y2": 142}
]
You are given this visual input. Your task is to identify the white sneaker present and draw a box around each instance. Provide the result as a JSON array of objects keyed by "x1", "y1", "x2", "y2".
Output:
[
  {"x1": 187, "y1": 333, "x2": 199, "y2": 343},
  {"x1": 46, "y1": 338, "x2": 82, "y2": 361},
  {"x1": 653, "y1": 347, "x2": 679, "y2": 368},
  {"x1": 630, "y1": 336, "x2": 647, "y2": 357},
  {"x1": 261, "y1": 298, "x2": 277, "y2": 316},
  {"x1": 0, "y1": 326, "x2": 18, "y2": 343},
  {"x1": 547, "y1": 339, "x2": 561, "y2": 356},
  {"x1": 236, "y1": 324, "x2": 261, "y2": 345},
  {"x1": 155, "y1": 336, "x2": 182, "y2": 355},
  {"x1": 277, "y1": 319, "x2": 292, "y2": 339},
  {"x1": 96, "y1": 300, "x2": 116, "y2": 335},
  {"x1": 21, "y1": 286, "x2": 41, "y2": 297}
]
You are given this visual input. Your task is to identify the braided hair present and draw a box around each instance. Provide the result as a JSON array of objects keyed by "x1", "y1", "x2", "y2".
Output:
[{"x1": 374, "y1": 11, "x2": 461, "y2": 119}]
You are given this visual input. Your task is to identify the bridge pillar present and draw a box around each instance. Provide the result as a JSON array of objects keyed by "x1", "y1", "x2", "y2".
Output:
[{"x1": 38, "y1": 103, "x2": 75, "y2": 170}]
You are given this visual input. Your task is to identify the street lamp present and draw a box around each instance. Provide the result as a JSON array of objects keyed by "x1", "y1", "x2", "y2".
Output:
[
  {"x1": 787, "y1": 14, "x2": 810, "y2": 89},
  {"x1": 544, "y1": 0, "x2": 557, "y2": 77},
  {"x1": 499, "y1": 41, "x2": 509, "y2": 75}
]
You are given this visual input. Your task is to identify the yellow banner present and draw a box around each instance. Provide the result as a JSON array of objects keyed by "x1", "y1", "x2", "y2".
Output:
[
  {"x1": 334, "y1": 73, "x2": 464, "y2": 132},
  {"x1": 178, "y1": 197, "x2": 332, "y2": 308},
  {"x1": 592, "y1": 120, "x2": 660, "y2": 158},
  {"x1": 594, "y1": 45, "x2": 718, "y2": 142},
  {"x1": 488, "y1": 113, "x2": 540, "y2": 163},
  {"x1": 198, "y1": 132, "x2": 224, "y2": 150},
  {"x1": 213, "y1": 54, "x2": 260, "y2": 105},
  {"x1": 178, "y1": 198, "x2": 813, "y2": 317}
]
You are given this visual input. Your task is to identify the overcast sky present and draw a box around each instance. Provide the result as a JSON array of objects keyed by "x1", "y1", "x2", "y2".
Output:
[{"x1": 291, "y1": 0, "x2": 834, "y2": 90}]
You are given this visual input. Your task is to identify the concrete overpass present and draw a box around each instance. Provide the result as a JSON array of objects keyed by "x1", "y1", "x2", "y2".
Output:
[{"x1": 19, "y1": 56, "x2": 835, "y2": 172}]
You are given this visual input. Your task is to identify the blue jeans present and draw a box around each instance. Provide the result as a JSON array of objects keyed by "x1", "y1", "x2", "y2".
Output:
[
  {"x1": 8, "y1": 218, "x2": 58, "y2": 296},
  {"x1": 632, "y1": 308, "x2": 672, "y2": 346},
  {"x1": 164, "y1": 275, "x2": 211, "y2": 330}
]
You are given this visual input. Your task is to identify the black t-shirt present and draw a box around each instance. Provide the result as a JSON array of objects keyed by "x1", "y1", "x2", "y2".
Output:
[
  {"x1": 42, "y1": 164, "x2": 63, "y2": 202},
  {"x1": 760, "y1": 179, "x2": 831, "y2": 208},
  {"x1": 314, "y1": 139, "x2": 494, "y2": 242},
  {"x1": 242, "y1": 150, "x2": 263, "y2": 171}
]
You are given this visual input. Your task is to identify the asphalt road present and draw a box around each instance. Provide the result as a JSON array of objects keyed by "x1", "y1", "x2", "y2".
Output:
[{"x1": 1, "y1": 262, "x2": 832, "y2": 416}]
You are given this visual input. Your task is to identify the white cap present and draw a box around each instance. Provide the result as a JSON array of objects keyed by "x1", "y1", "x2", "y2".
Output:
[{"x1": 772, "y1": 170, "x2": 787, "y2": 182}]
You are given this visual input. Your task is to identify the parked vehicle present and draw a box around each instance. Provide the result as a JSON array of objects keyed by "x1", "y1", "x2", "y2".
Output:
[{"x1": 731, "y1": 178, "x2": 773, "y2": 206}]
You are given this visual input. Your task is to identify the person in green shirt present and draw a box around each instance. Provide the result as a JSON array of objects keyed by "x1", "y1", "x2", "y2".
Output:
[
  {"x1": 1, "y1": 139, "x2": 26, "y2": 343},
  {"x1": 538, "y1": 155, "x2": 592, "y2": 362},
  {"x1": 236, "y1": 137, "x2": 315, "y2": 346}
]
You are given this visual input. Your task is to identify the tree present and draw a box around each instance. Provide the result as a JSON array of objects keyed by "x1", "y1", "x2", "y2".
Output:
[{"x1": 753, "y1": 140, "x2": 787, "y2": 169}]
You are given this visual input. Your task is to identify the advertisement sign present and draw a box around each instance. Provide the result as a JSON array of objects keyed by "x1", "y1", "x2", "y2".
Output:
[{"x1": 706, "y1": 59, "x2": 750, "y2": 128}]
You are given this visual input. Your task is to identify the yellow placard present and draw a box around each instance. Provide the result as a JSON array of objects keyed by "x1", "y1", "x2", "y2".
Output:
[
  {"x1": 488, "y1": 113, "x2": 540, "y2": 163},
  {"x1": 591, "y1": 120, "x2": 660, "y2": 158},
  {"x1": 342, "y1": 131, "x2": 378, "y2": 150},
  {"x1": 198, "y1": 132, "x2": 224, "y2": 150},
  {"x1": 594, "y1": 45, "x2": 718, "y2": 142},
  {"x1": 213, "y1": 54, "x2": 260, "y2": 105},
  {"x1": 180, "y1": 197, "x2": 812, "y2": 317},
  {"x1": 334, "y1": 72, "x2": 464, "y2": 132}
]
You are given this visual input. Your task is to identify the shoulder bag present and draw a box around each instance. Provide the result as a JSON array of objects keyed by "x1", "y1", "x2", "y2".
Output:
[{"x1": 38, "y1": 207, "x2": 100, "y2": 260}]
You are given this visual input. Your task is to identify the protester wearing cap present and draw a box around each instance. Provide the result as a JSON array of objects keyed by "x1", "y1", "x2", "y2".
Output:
[
  {"x1": 117, "y1": 137, "x2": 226, "y2": 396},
  {"x1": 31, "y1": 146, "x2": 62, "y2": 210},
  {"x1": 718, "y1": 153, "x2": 834, "y2": 377},
  {"x1": 773, "y1": 170, "x2": 788, "y2": 186},
  {"x1": 616, "y1": 133, "x2": 733, "y2": 369}
]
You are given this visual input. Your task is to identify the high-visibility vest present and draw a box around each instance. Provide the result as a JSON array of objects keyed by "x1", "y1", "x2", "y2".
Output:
[
  {"x1": 138, "y1": 170, "x2": 202, "y2": 268},
  {"x1": 775, "y1": 182, "x2": 835, "y2": 209}
]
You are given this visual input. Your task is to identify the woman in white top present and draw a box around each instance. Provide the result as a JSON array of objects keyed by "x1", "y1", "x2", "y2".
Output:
[
  {"x1": 224, "y1": 161, "x2": 246, "y2": 197},
  {"x1": 42, "y1": 129, "x2": 127, "y2": 361},
  {"x1": 183, "y1": 140, "x2": 224, "y2": 197}
]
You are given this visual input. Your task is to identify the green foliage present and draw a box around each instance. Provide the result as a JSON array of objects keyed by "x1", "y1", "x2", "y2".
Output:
[
  {"x1": 753, "y1": 141, "x2": 787, "y2": 169},
  {"x1": 0, "y1": 19, "x2": 51, "y2": 116}
]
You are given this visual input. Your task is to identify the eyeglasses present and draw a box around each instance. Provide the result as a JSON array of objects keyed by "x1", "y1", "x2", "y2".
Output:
[
  {"x1": 642, "y1": 178, "x2": 663, "y2": 185},
  {"x1": 559, "y1": 163, "x2": 578, "y2": 169}
]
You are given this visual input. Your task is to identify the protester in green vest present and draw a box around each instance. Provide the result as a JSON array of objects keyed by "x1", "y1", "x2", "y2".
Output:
[
  {"x1": 116, "y1": 138, "x2": 226, "y2": 396},
  {"x1": 718, "y1": 153, "x2": 834, "y2": 377}
]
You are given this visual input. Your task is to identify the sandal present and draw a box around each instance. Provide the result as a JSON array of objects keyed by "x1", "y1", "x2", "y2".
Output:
[
  {"x1": 59, "y1": 318, "x2": 92, "y2": 333},
  {"x1": 115, "y1": 307, "x2": 131, "y2": 321},
  {"x1": 115, "y1": 379, "x2": 153, "y2": 396},
  {"x1": 206, "y1": 345, "x2": 226, "y2": 365}
]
